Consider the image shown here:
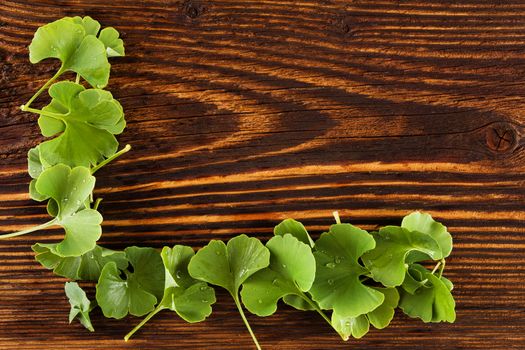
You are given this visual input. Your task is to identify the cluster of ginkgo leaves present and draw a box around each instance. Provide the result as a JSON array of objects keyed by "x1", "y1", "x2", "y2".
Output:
[{"x1": 1, "y1": 16, "x2": 456, "y2": 350}]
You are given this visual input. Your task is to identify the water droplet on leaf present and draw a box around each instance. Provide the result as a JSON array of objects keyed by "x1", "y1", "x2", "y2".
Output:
[{"x1": 325, "y1": 262, "x2": 336, "y2": 268}]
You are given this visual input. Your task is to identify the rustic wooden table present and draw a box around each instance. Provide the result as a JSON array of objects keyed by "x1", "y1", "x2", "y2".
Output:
[{"x1": 1, "y1": 0, "x2": 524, "y2": 349}]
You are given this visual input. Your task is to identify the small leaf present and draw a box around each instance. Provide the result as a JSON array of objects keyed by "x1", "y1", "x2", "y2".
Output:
[
  {"x1": 65, "y1": 282, "x2": 95, "y2": 332},
  {"x1": 402, "y1": 211, "x2": 452, "y2": 261},
  {"x1": 35, "y1": 164, "x2": 102, "y2": 257},
  {"x1": 72, "y1": 16, "x2": 100, "y2": 36},
  {"x1": 38, "y1": 81, "x2": 125, "y2": 168},
  {"x1": 33, "y1": 244, "x2": 128, "y2": 281},
  {"x1": 96, "y1": 247, "x2": 164, "y2": 319},
  {"x1": 398, "y1": 264, "x2": 456, "y2": 323},
  {"x1": 331, "y1": 313, "x2": 369, "y2": 340},
  {"x1": 29, "y1": 17, "x2": 110, "y2": 88},
  {"x1": 98, "y1": 27, "x2": 125, "y2": 57},
  {"x1": 367, "y1": 287, "x2": 399, "y2": 329},
  {"x1": 309, "y1": 224, "x2": 384, "y2": 318},
  {"x1": 331, "y1": 287, "x2": 399, "y2": 340},
  {"x1": 188, "y1": 235, "x2": 270, "y2": 296},
  {"x1": 159, "y1": 245, "x2": 215, "y2": 322},
  {"x1": 241, "y1": 234, "x2": 316, "y2": 316},
  {"x1": 274, "y1": 219, "x2": 314, "y2": 247},
  {"x1": 361, "y1": 226, "x2": 442, "y2": 287}
]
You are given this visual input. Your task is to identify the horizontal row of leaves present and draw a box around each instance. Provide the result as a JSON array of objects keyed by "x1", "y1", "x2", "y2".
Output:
[{"x1": 40, "y1": 212, "x2": 455, "y2": 342}]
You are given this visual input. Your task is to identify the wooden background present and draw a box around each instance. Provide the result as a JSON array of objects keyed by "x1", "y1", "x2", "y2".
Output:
[{"x1": 0, "y1": 0, "x2": 524, "y2": 349}]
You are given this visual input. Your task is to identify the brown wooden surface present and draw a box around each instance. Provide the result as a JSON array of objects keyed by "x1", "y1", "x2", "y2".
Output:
[{"x1": 1, "y1": 0, "x2": 524, "y2": 349}]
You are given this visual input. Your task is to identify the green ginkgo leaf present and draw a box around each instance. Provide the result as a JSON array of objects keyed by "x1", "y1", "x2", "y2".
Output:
[
  {"x1": 98, "y1": 27, "x2": 125, "y2": 57},
  {"x1": 331, "y1": 287, "x2": 399, "y2": 340},
  {"x1": 29, "y1": 17, "x2": 110, "y2": 88},
  {"x1": 71, "y1": 16, "x2": 100, "y2": 36},
  {"x1": 35, "y1": 164, "x2": 102, "y2": 257},
  {"x1": 96, "y1": 247, "x2": 165, "y2": 319},
  {"x1": 309, "y1": 224, "x2": 384, "y2": 318},
  {"x1": 332, "y1": 313, "x2": 369, "y2": 340},
  {"x1": 241, "y1": 234, "x2": 316, "y2": 316},
  {"x1": 398, "y1": 264, "x2": 456, "y2": 323},
  {"x1": 125, "y1": 245, "x2": 216, "y2": 341},
  {"x1": 65, "y1": 282, "x2": 95, "y2": 332},
  {"x1": 402, "y1": 211, "x2": 453, "y2": 262},
  {"x1": 33, "y1": 243, "x2": 128, "y2": 281},
  {"x1": 361, "y1": 226, "x2": 442, "y2": 287},
  {"x1": 188, "y1": 235, "x2": 270, "y2": 349},
  {"x1": 37, "y1": 81, "x2": 125, "y2": 168},
  {"x1": 28, "y1": 146, "x2": 52, "y2": 201},
  {"x1": 274, "y1": 219, "x2": 314, "y2": 247}
]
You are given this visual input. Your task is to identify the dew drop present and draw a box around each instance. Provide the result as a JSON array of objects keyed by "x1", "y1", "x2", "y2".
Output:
[
  {"x1": 82, "y1": 179, "x2": 86, "y2": 183},
  {"x1": 335, "y1": 257, "x2": 342, "y2": 264},
  {"x1": 327, "y1": 279, "x2": 334, "y2": 285},
  {"x1": 175, "y1": 270, "x2": 182, "y2": 279},
  {"x1": 215, "y1": 251, "x2": 221, "y2": 255},
  {"x1": 201, "y1": 299, "x2": 208, "y2": 303},
  {"x1": 345, "y1": 321, "x2": 351, "y2": 327},
  {"x1": 258, "y1": 299, "x2": 263, "y2": 304},
  {"x1": 200, "y1": 286, "x2": 207, "y2": 291},
  {"x1": 272, "y1": 279, "x2": 278, "y2": 285},
  {"x1": 281, "y1": 264, "x2": 287, "y2": 269},
  {"x1": 73, "y1": 187, "x2": 77, "y2": 191},
  {"x1": 63, "y1": 198, "x2": 68, "y2": 202},
  {"x1": 325, "y1": 262, "x2": 336, "y2": 269}
]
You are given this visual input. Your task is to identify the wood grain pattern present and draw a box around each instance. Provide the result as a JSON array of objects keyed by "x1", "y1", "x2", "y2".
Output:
[{"x1": 1, "y1": 0, "x2": 524, "y2": 348}]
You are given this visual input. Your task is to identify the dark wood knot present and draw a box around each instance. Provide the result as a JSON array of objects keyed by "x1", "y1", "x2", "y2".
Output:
[
  {"x1": 184, "y1": 1, "x2": 204, "y2": 19},
  {"x1": 485, "y1": 122, "x2": 518, "y2": 153}
]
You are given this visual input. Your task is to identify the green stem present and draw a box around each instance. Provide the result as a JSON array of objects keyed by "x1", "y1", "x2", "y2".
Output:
[
  {"x1": 297, "y1": 291, "x2": 344, "y2": 340},
  {"x1": 91, "y1": 144, "x2": 131, "y2": 174},
  {"x1": 21, "y1": 106, "x2": 64, "y2": 120},
  {"x1": 232, "y1": 294, "x2": 262, "y2": 350},
  {"x1": 93, "y1": 198, "x2": 103, "y2": 210},
  {"x1": 124, "y1": 304, "x2": 163, "y2": 341},
  {"x1": 437, "y1": 259, "x2": 446, "y2": 278},
  {"x1": 332, "y1": 211, "x2": 341, "y2": 224},
  {"x1": 21, "y1": 65, "x2": 65, "y2": 110},
  {"x1": 0, "y1": 219, "x2": 57, "y2": 239},
  {"x1": 431, "y1": 260, "x2": 442, "y2": 275},
  {"x1": 75, "y1": 73, "x2": 80, "y2": 84}
]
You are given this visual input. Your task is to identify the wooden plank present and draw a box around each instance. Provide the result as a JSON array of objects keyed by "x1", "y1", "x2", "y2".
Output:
[{"x1": 0, "y1": 0, "x2": 524, "y2": 348}]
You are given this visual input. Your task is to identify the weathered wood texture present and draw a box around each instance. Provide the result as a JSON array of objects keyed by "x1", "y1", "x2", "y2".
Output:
[{"x1": 1, "y1": 0, "x2": 524, "y2": 348}]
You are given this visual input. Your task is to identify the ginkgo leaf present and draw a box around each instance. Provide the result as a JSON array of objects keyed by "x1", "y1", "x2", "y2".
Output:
[
  {"x1": 72, "y1": 16, "x2": 100, "y2": 36},
  {"x1": 98, "y1": 27, "x2": 125, "y2": 57},
  {"x1": 274, "y1": 219, "x2": 314, "y2": 247},
  {"x1": 332, "y1": 312, "x2": 369, "y2": 340},
  {"x1": 28, "y1": 146, "x2": 51, "y2": 201},
  {"x1": 367, "y1": 287, "x2": 399, "y2": 329},
  {"x1": 33, "y1": 243, "x2": 128, "y2": 281},
  {"x1": 361, "y1": 226, "x2": 442, "y2": 287},
  {"x1": 35, "y1": 164, "x2": 102, "y2": 257},
  {"x1": 309, "y1": 224, "x2": 384, "y2": 318},
  {"x1": 188, "y1": 235, "x2": 269, "y2": 349},
  {"x1": 96, "y1": 247, "x2": 165, "y2": 319},
  {"x1": 398, "y1": 264, "x2": 456, "y2": 323},
  {"x1": 38, "y1": 81, "x2": 125, "y2": 168},
  {"x1": 125, "y1": 246, "x2": 216, "y2": 341},
  {"x1": 29, "y1": 17, "x2": 110, "y2": 88},
  {"x1": 159, "y1": 246, "x2": 215, "y2": 321},
  {"x1": 241, "y1": 234, "x2": 316, "y2": 316},
  {"x1": 331, "y1": 287, "x2": 399, "y2": 340},
  {"x1": 188, "y1": 235, "x2": 270, "y2": 296},
  {"x1": 65, "y1": 282, "x2": 95, "y2": 332},
  {"x1": 402, "y1": 211, "x2": 453, "y2": 262}
]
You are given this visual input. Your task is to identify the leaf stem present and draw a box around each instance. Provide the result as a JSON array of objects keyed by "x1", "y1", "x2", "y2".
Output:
[
  {"x1": 297, "y1": 291, "x2": 345, "y2": 340},
  {"x1": 91, "y1": 144, "x2": 131, "y2": 174},
  {"x1": 0, "y1": 219, "x2": 57, "y2": 239},
  {"x1": 124, "y1": 304, "x2": 163, "y2": 341},
  {"x1": 431, "y1": 260, "x2": 442, "y2": 275},
  {"x1": 332, "y1": 211, "x2": 341, "y2": 224},
  {"x1": 75, "y1": 73, "x2": 80, "y2": 84},
  {"x1": 233, "y1": 294, "x2": 262, "y2": 350},
  {"x1": 437, "y1": 259, "x2": 446, "y2": 278},
  {"x1": 21, "y1": 65, "x2": 65, "y2": 111},
  {"x1": 93, "y1": 198, "x2": 103, "y2": 210},
  {"x1": 21, "y1": 106, "x2": 64, "y2": 120}
]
